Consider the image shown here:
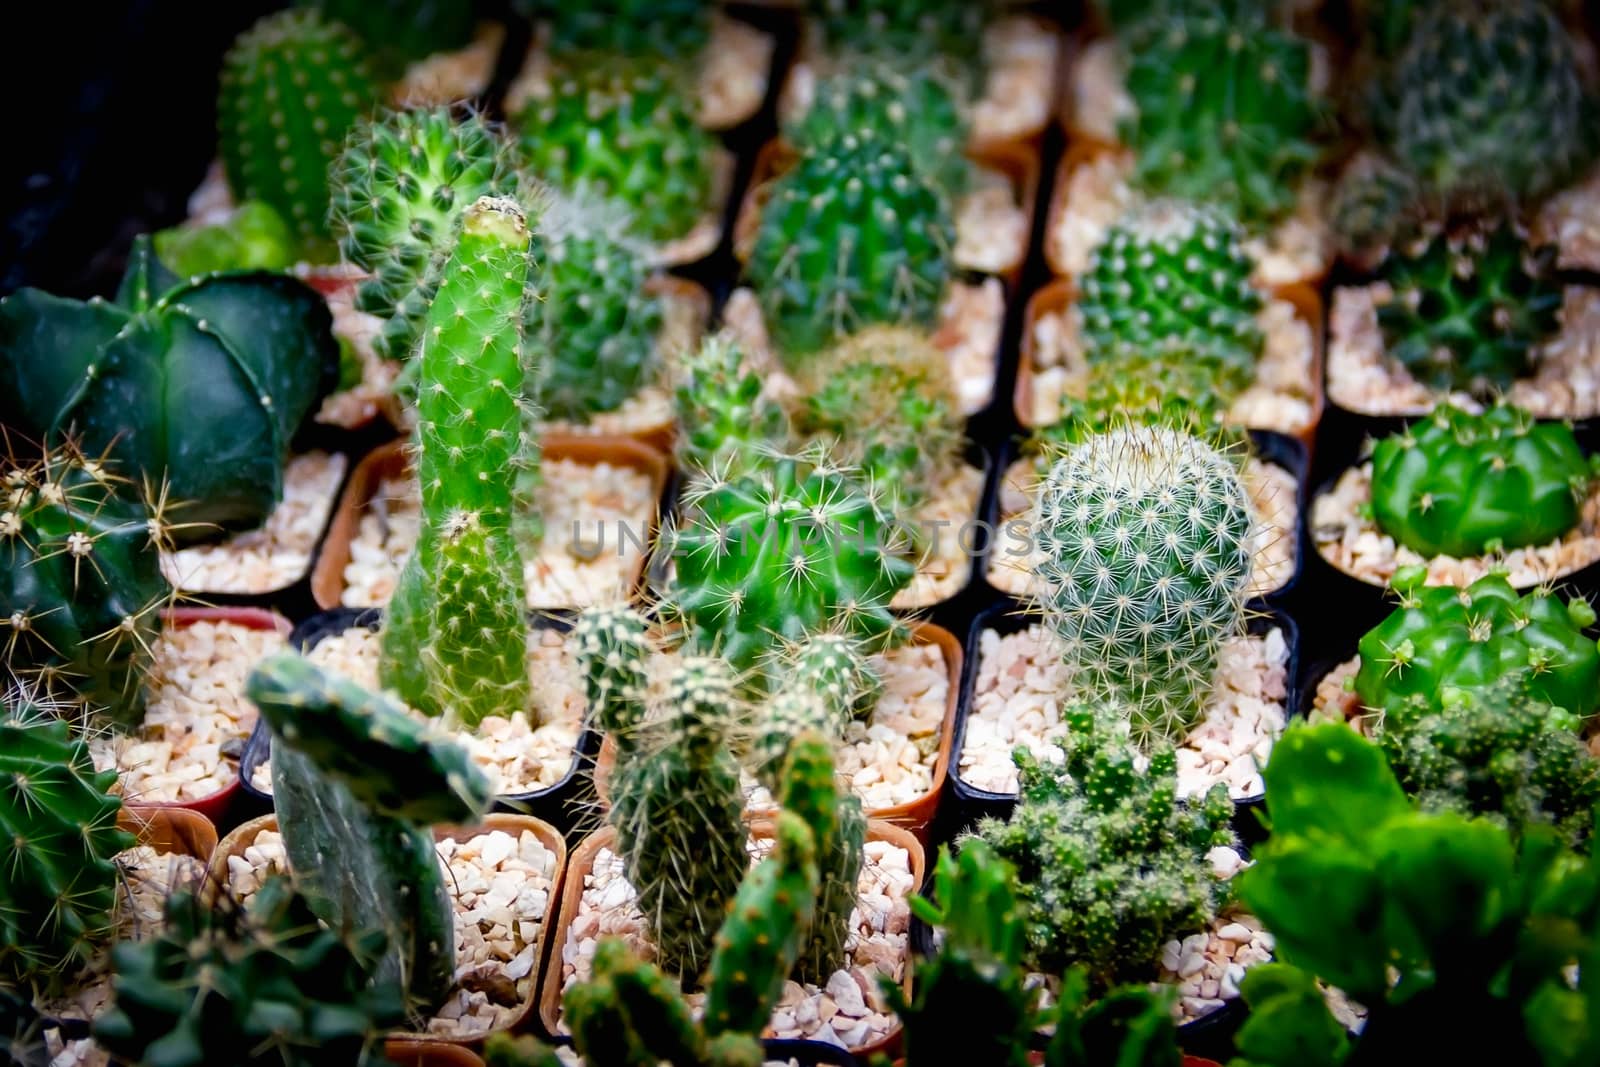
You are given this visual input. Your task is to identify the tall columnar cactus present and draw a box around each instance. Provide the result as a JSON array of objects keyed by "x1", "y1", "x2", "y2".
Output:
[
  {"x1": 330, "y1": 107, "x2": 519, "y2": 361},
  {"x1": 247, "y1": 653, "x2": 494, "y2": 1015},
  {"x1": 217, "y1": 9, "x2": 381, "y2": 259},
  {"x1": 746, "y1": 126, "x2": 955, "y2": 364},
  {"x1": 668, "y1": 453, "x2": 915, "y2": 674},
  {"x1": 300, "y1": 0, "x2": 476, "y2": 71},
  {"x1": 1376, "y1": 223, "x2": 1561, "y2": 394},
  {"x1": 572, "y1": 603, "x2": 652, "y2": 750},
  {"x1": 526, "y1": 0, "x2": 715, "y2": 62},
  {"x1": 1354, "y1": 569, "x2": 1600, "y2": 720},
  {"x1": 1078, "y1": 201, "x2": 1263, "y2": 394},
  {"x1": 976, "y1": 705, "x2": 1238, "y2": 988},
  {"x1": 1033, "y1": 427, "x2": 1254, "y2": 748},
  {"x1": 526, "y1": 194, "x2": 664, "y2": 420},
  {"x1": 1370, "y1": 402, "x2": 1594, "y2": 558},
  {"x1": 377, "y1": 196, "x2": 539, "y2": 729},
  {"x1": 609, "y1": 656, "x2": 749, "y2": 982},
  {"x1": 0, "y1": 237, "x2": 341, "y2": 537},
  {"x1": 1390, "y1": 0, "x2": 1599, "y2": 211},
  {"x1": 776, "y1": 731, "x2": 865, "y2": 984},
  {"x1": 1, "y1": 446, "x2": 171, "y2": 726},
  {"x1": 516, "y1": 59, "x2": 717, "y2": 246},
  {"x1": 0, "y1": 701, "x2": 134, "y2": 991},
  {"x1": 671, "y1": 334, "x2": 789, "y2": 479},
  {"x1": 93, "y1": 878, "x2": 406, "y2": 1067}
]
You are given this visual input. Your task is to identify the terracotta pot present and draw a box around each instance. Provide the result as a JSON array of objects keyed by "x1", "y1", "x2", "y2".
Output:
[
  {"x1": 209, "y1": 813, "x2": 568, "y2": 1048},
  {"x1": 383, "y1": 1041, "x2": 485, "y2": 1067},
  {"x1": 1014, "y1": 276, "x2": 1326, "y2": 455},
  {"x1": 118, "y1": 805, "x2": 218, "y2": 861},
  {"x1": 309, "y1": 433, "x2": 671, "y2": 612},
  {"x1": 591, "y1": 621, "x2": 962, "y2": 843},
  {"x1": 539, "y1": 821, "x2": 926, "y2": 1061}
]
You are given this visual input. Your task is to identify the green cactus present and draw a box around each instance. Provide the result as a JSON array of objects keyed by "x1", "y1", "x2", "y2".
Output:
[
  {"x1": 217, "y1": 9, "x2": 381, "y2": 260},
  {"x1": 1375, "y1": 223, "x2": 1561, "y2": 394},
  {"x1": 1331, "y1": 156, "x2": 1424, "y2": 261},
  {"x1": 0, "y1": 237, "x2": 341, "y2": 538},
  {"x1": 299, "y1": 0, "x2": 476, "y2": 72},
  {"x1": 667, "y1": 452, "x2": 915, "y2": 674},
  {"x1": 0, "y1": 987, "x2": 52, "y2": 1067},
  {"x1": 572, "y1": 603, "x2": 652, "y2": 751},
  {"x1": 527, "y1": 193, "x2": 664, "y2": 420},
  {"x1": 976, "y1": 705, "x2": 1238, "y2": 988},
  {"x1": 248, "y1": 652, "x2": 493, "y2": 1016},
  {"x1": 807, "y1": 0, "x2": 991, "y2": 81},
  {"x1": 774, "y1": 731, "x2": 864, "y2": 985},
  {"x1": 1043, "y1": 970, "x2": 1183, "y2": 1067},
  {"x1": 330, "y1": 106, "x2": 519, "y2": 362},
  {"x1": 1033, "y1": 426, "x2": 1254, "y2": 749},
  {"x1": 671, "y1": 334, "x2": 789, "y2": 479},
  {"x1": 528, "y1": 0, "x2": 715, "y2": 63},
  {"x1": 1120, "y1": 11, "x2": 1323, "y2": 227},
  {"x1": 785, "y1": 632, "x2": 883, "y2": 727},
  {"x1": 1078, "y1": 201, "x2": 1263, "y2": 395},
  {"x1": 1, "y1": 446, "x2": 171, "y2": 726},
  {"x1": 152, "y1": 201, "x2": 296, "y2": 277},
  {"x1": 1354, "y1": 569, "x2": 1600, "y2": 720},
  {"x1": 1370, "y1": 402, "x2": 1594, "y2": 559},
  {"x1": 746, "y1": 126, "x2": 954, "y2": 364},
  {"x1": 1390, "y1": 0, "x2": 1599, "y2": 212},
  {"x1": 1031, "y1": 344, "x2": 1238, "y2": 456},
  {"x1": 483, "y1": 1032, "x2": 566, "y2": 1067},
  {"x1": 516, "y1": 58, "x2": 717, "y2": 246},
  {"x1": 377, "y1": 196, "x2": 539, "y2": 730},
  {"x1": 93, "y1": 877, "x2": 406, "y2": 1067},
  {"x1": 0, "y1": 701, "x2": 134, "y2": 992}
]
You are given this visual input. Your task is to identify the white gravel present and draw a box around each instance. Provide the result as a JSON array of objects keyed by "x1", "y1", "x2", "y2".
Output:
[
  {"x1": 392, "y1": 24, "x2": 503, "y2": 107},
  {"x1": 892, "y1": 464, "x2": 988, "y2": 609},
  {"x1": 1535, "y1": 164, "x2": 1600, "y2": 272}
]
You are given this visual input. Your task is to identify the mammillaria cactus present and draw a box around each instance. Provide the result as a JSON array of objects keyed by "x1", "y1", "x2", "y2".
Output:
[
  {"x1": 1119, "y1": 10, "x2": 1323, "y2": 227},
  {"x1": 300, "y1": 0, "x2": 476, "y2": 72},
  {"x1": 516, "y1": 59, "x2": 716, "y2": 246},
  {"x1": 0, "y1": 237, "x2": 341, "y2": 538},
  {"x1": 572, "y1": 603, "x2": 652, "y2": 750},
  {"x1": 1033, "y1": 345, "x2": 1235, "y2": 455},
  {"x1": 1033, "y1": 426, "x2": 1254, "y2": 748},
  {"x1": 1354, "y1": 569, "x2": 1600, "y2": 720},
  {"x1": 1369, "y1": 402, "x2": 1594, "y2": 559},
  {"x1": 93, "y1": 878, "x2": 405, "y2": 1067},
  {"x1": 1375, "y1": 223, "x2": 1561, "y2": 394},
  {"x1": 746, "y1": 127, "x2": 954, "y2": 364},
  {"x1": 247, "y1": 653, "x2": 494, "y2": 1015},
  {"x1": 976, "y1": 706, "x2": 1238, "y2": 987},
  {"x1": 330, "y1": 106, "x2": 519, "y2": 362},
  {"x1": 671, "y1": 334, "x2": 789, "y2": 478},
  {"x1": 377, "y1": 196, "x2": 540, "y2": 729},
  {"x1": 0, "y1": 445, "x2": 171, "y2": 726},
  {"x1": 217, "y1": 9, "x2": 381, "y2": 259}
]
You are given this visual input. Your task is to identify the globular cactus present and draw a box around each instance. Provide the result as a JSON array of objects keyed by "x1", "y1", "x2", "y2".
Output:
[
  {"x1": 1033, "y1": 345, "x2": 1236, "y2": 456},
  {"x1": 1354, "y1": 569, "x2": 1600, "y2": 720},
  {"x1": 527, "y1": 0, "x2": 715, "y2": 63},
  {"x1": 248, "y1": 653, "x2": 494, "y2": 1015},
  {"x1": 609, "y1": 656, "x2": 749, "y2": 983},
  {"x1": 0, "y1": 701, "x2": 134, "y2": 992},
  {"x1": 1120, "y1": 11, "x2": 1323, "y2": 227},
  {"x1": 1331, "y1": 155, "x2": 1423, "y2": 263},
  {"x1": 1370, "y1": 402, "x2": 1595, "y2": 558},
  {"x1": 217, "y1": 9, "x2": 381, "y2": 259},
  {"x1": 330, "y1": 106, "x2": 519, "y2": 362},
  {"x1": 746, "y1": 126, "x2": 954, "y2": 365},
  {"x1": 0, "y1": 237, "x2": 341, "y2": 538},
  {"x1": 516, "y1": 59, "x2": 717, "y2": 246},
  {"x1": 377, "y1": 196, "x2": 540, "y2": 729},
  {"x1": 807, "y1": 0, "x2": 992, "y2": 82},
  {"x1": 1, "y1": 445, "x2": 171, "y2": 726},
  {"x1": 1390, "y1": 0, "x2": 1599, "y2": 212},
  {"x1": 153, "y1": 200, "x2": 296, "y2": 277},
  {"x1": 1078, "y1": 201, "x2": 1262, "y2": 395},
  {"x1": 93, "y1": 877, "x2": 406, "y2": 1067},
  {"x1": 668, "y1": 452, "x2": 914, "y2": 674},
  {"x1": 572, "y1": 603, "x2": 652, "y2": 752},
  {"x1": 671, "y1": 334, "x2": 789, "y2": 479},
  {"x1": 975, "y1": 705, "x2": 1238, "y2": 988},
  {"x1": 1033, "y1": 427, "x2": 1254, "y2": 749},
  {"x1": 1375, "y1": 223, "x2": 1561, "y2": 395},
  {"x1": 526, "y1": 193, "x2": 664, "y2": 421},
  {"x1": 300, "y1": 0, "x2": 476, "y2": 73},
  {"x1": 774, "y1": 731, "x2": 864, "y2": 985}
]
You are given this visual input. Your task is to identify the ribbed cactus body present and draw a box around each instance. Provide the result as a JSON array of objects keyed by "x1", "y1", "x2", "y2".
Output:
[
  {"x1": 808, "y1": 0, "x2": 990, "y2": 77},
  {"x1": 747, "y1": 128, "x2": 954, "y2": 364},
  {"x1": 301, "y1": 0, "x2": 476, "y2": 70},
  {"x1": 1037, "y1": 344, "x2": 1235, "y2": 454},
  {"x1": 218, "y1": 9, "x2": 381, "y2": 259},
  {"x1": 531, "y1": 0, "x2": 714, "y2": 62},
  {"x1": 1034, "y1": 428, "x2": 1253, "y2": 748},
  {"x1": 378, "y1": 197, "x2": 538, "y2": 729},
  {"x1": 249, "y1": 653, "x2": 493, "y2": 1015},
  {"x1": 331, "y1": 108, "x2": 518, "y2": 361},
  {"x1": 572, "y1": 603, "x2": 652, "y2": 749},
  {"x1": 0, "y1": 706, "x2": 133, "y2": 990},
  {"x1": 517, "y1": 60, "x2": 716, "y2": 246},
  {"x1": 671, "y1": 335, "x2": 789, "y2": 478},
  {"x1": 774, "y1": 733, "x2": 863, "y2": 984},
  {"x1": 1370, "y1": 402, "x2": 1593, "y2": 558}
]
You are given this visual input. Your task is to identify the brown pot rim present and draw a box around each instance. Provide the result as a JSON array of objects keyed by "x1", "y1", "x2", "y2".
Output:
[{"x1": 117, "y1": 805, "x2": 218, "y2": 862}]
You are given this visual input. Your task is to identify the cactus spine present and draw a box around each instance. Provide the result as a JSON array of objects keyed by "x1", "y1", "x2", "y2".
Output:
[
  {"x1": 377, "y1": 196, "x2": 539, "y2": 729},
  {"x1": 775, "y1": 731, "x2": 864, "y2": 984},
  {"x1": 572, "y1": 603, "x2": 652, "y2": 750},
  {"x1": 671, "y1": 334, "x2": 789, "y2": 478}
]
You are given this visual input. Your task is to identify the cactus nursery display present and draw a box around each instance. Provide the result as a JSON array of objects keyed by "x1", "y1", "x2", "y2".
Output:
[{"x1": 15, "y1": 2, "x2": 1600, "y2": 1062}]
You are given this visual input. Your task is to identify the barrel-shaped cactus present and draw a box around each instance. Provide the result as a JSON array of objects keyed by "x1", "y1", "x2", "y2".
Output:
[
  {"x1": 671, "y1": 334, "x2": 789, "y2": 479},
  {"x1": 218, "y1": 9, "x2": 381, "y2": 259},
  {"x1": 1034, "y1": 343, "x2": 1236, "y2": 455}
]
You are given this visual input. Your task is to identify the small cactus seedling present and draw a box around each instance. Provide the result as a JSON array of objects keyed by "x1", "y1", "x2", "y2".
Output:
[
  {"x1": 671, "y1": 334, "x2": 789, "y2": 479},
  {"x1": 1369, "y1": 402, "x2": 1595, "y2": 559},
  {"x1": 377, "y1": 196, "x2": 541, "y2": 729},
  {"x1": 571, "y1": 602, "x2": 652, "y2": 752},
  {"x1": 1033, "y1": 426, "x2": 1254, "y2": 749},
  {"x1": 217, "y1": 9, "x2": 381, "y2": 259},
  {"x1": 248, "y1": 653, "x2": 493, "y2": 1015}
]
